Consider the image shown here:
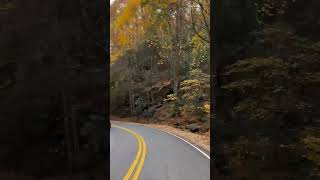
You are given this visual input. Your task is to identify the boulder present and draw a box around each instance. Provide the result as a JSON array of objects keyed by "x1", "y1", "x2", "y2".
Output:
[{"x1": 186, "y1": 123, "x2": 199, "y2": 133}]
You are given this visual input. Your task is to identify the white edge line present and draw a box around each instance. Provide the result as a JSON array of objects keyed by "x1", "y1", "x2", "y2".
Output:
[
  {"x1": 111, "y1": 120, "x2": 210, "y2": 160},
  {"x1": 155, "y1": 128, "x2": 211, "y2": 159}
]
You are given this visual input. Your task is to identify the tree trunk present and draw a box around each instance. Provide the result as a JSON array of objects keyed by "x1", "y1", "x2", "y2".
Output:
[
  {"x1": 128, "y1": 55, "x2": 135, "y2": 116},
  {"x1": 173, "y1": 0, "x2": 182, "y2": 95}
]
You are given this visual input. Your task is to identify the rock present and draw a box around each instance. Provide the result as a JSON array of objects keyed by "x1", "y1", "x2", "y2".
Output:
[
  {"x1": 141, "y1": 109, "x2": 154, "y2": 118},
  {"x1": 186, "y1": 124, "x2": 199, "y2": 133},
  {"x1": 154, "y1": 103, "x2": 162, "y2": 109},
  {"x1": 150, "y1": 118, "x2": 159, "y2": 123},
  {"x1": 174, "y1": 122, "x2": 180, "y2": 126},
  {"x1": 199, "y1": 117, "x2": 208, "y2": 122}
]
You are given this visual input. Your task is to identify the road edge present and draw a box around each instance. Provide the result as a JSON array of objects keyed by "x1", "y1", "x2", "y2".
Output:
[{"x1": 111, "y1": 120, "x2": 210, "y2": 159}]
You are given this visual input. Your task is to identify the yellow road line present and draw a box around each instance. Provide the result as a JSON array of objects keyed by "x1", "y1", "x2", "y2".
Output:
[
  {"x1": 132, "y1": 133, "x2": 146, "y2": 180},
  {"x1": 112, "y1": 125, "x2": 146, "y2": 180}
]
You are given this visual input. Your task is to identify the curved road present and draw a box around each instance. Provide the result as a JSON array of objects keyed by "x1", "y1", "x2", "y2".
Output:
[{"x1": 110, "y1": 121, "x2": 210, "y2": 180}]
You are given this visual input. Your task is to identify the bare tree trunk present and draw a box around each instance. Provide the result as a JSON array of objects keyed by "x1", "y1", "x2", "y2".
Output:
[
  {"x1": 149, "y1": 55, "x2": 153, "y2": 104},
  {"x1": 132, "y1": 54, "x2": 138, "y2": 115},
  {"x1": 128, "y1": 55, "x2": 135, "y2": 117},
  {"x1": 170, "y1": 30, "x2": 176, "y2": 94},
  {"x1": 151, "y1": 92, "x2": 154, "y2": 104},
  {"x1": 128, "y1": 75, "x2": 134, "y2": 117},
  {"x1": 129, "y1": 89, "x2": 133, "y2": 115},
  {"x1": 173, "y1": 0, "x2": 182, "y2": 95}
]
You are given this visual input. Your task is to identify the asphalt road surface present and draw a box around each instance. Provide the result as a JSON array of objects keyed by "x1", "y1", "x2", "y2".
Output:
[{"x1": 110, "y1": 121, "x2": 210, "y2": 180}]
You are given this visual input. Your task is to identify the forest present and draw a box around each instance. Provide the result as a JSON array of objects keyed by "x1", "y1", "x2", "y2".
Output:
[
  {"x1": 112, "y1": 0, "x2": 320, "y2": 179},
  {"x1": 0, "y1": 0, "x2": 107, "y2": 178},
  {"x1": 110, "y1": 0, "x2": 210, "y2": 133},
  {"x1": 212, "y1": 0, "x2": 320, "y2": 179}
]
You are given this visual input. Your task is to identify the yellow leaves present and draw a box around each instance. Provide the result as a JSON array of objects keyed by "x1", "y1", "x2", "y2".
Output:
[
  {"x1": 164, "y1": 94, "x2": 178, "y2": 102},
  {"x1": 113, "y1": 0, "x2": 141, "y2": 29},
  {"x1": 302, "y1": 136, "x2": 320, "y2": 154},
  {"x1": 111, "y1": 51, "x2": 121, "y2": 64},
  {"x1": 111, "y1": 0, "x2": 157, "y2": 63},
  {"x1": 203, "y1": 102, "x2": 210, "y2": 114},
  {"x1": 117, "y1": 34, "x2": 130, "y2": 46},
  {"x1": 180, "y1": 79, "x2": 202, "y2": 90},
  {"x1": 111, "y1": 0, "x2": 141, "y2": 63}
]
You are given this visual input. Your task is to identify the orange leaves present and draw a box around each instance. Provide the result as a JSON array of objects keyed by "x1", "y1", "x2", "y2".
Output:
[
  {"x1": 111, "y1": 0, "x2": 141, "y2": 63},
  {"x1": 117, "y1": 33, "x2": 130, "y2": 46},
  {"x1": 111, "y1": 0, "x2": 157, "y2": 63},
  {"x1": 113, "y1": 0, "x2": 141, "y2": 29}
]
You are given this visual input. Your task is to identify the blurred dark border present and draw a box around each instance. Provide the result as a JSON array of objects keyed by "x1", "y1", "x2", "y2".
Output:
[{"x1": 0, "y1": 0, "x2": 109, "y2": 179}]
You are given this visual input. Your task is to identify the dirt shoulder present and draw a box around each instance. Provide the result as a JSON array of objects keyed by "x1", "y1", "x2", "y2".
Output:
[{"x1": 111, "y1": 116, "x2": 210, "y2": 153}]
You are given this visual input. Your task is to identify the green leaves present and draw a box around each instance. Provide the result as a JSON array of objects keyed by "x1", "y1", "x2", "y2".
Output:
[
  {"x1": 190, "y1": 34, "x2": 210, "y2": 70},
  {"x1": 178, "y1": 69, "x2": 209, "y2": 116},
  {"x1": 226, "y1": 57, "x2": 289, "y2": 74},
  {"x1": 254, "y1": 0, "x2": 296, "y2": 23},
  {"x1": 110, "y1": 0, "x2": 210, "y2": 123},
  {"x1": 223, "y1": 24, "x2": 320, "y2": 122}
]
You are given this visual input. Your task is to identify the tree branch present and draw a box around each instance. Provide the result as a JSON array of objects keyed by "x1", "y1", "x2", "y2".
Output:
[{"x1": 191, "y1": 7, "x2": 210, "y2": 43}]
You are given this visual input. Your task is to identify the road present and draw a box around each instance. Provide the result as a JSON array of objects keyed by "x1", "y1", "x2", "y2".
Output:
[{"x1": 110, "y1": 121, "x2": 210, "y2": 180}]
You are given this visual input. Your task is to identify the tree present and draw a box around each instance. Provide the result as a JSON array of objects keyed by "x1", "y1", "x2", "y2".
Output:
[{"x1": 110, "y1": 0, "x2": 210, "y2": 124}]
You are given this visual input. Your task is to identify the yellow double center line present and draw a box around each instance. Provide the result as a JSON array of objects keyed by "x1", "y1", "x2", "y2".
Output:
[{"x1": 112, "y1": 125, "x2": 147, "y2": 180}]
